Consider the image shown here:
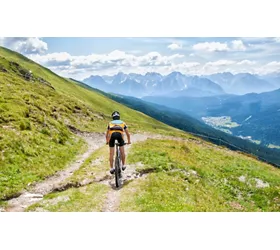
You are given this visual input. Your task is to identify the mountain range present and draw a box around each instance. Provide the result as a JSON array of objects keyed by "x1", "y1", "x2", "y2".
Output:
[{"x1": 83, "y1": 71, "x2": 280, "y2": 98}]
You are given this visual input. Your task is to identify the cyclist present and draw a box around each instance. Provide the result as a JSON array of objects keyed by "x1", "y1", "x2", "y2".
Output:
[{"x1": 106, "y1": 111, "x2": 131, "y2": 174}]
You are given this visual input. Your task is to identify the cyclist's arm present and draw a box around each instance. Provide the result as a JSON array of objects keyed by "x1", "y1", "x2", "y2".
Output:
[{"x1": 124, "y1": 128, "x2": 131, "y2": 144}]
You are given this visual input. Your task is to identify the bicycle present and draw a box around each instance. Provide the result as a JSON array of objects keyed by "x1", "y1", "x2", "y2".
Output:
[{"x1": 114, "y1": 142, "x2": 127, "y2": 188}]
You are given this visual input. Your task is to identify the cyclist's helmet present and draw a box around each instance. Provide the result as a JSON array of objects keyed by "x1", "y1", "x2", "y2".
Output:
[{"x1": 112, "y1": 111, "x2": 120, "y2": 120}]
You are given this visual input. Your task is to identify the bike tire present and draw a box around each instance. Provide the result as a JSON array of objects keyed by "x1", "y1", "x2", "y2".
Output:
[{"x1": 115, "y1": 149, "x2": 121, "y2": 188}]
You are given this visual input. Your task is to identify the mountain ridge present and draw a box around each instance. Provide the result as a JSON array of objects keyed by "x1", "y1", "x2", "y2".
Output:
[{"x1": 83, "y1": 71, "x2": 279, "y2": 98}]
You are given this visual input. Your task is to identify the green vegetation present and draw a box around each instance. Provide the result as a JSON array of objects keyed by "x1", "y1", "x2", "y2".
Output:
[
  {"x1": 119, "y1": 139, "x2": 280, "y2": 211},
  {"x1": 106, "y1": 94, "x2": 280, "y2": 167},
  {"x1": 26, "y1": 183, "x2": 109, "y2": 212},
  {"x1": 0, "y1": 46, "x2": 181, "y2": 200}
]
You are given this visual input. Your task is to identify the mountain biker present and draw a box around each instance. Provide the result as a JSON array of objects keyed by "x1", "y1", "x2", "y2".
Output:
[{"x1": 106, "y1": 111, "x2": 131, "y2": 174}]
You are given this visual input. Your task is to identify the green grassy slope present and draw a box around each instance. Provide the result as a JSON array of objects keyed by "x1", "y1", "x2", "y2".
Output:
[
  {"x1": 0, "y1": 46, "x2": 183, "y2": 200},
  {"x1": 120, "y1": 139, "x2": 280, "y2": 211}
]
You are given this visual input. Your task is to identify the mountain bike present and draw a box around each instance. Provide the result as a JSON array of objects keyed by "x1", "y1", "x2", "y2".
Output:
[{"x1": 114, "y1": 142, "x2": 126, "y2": 188}]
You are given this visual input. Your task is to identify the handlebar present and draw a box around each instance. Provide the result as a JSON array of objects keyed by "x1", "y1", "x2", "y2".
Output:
[{"x1": 106, "y1": 142, "x2": 131, "y2": 146}]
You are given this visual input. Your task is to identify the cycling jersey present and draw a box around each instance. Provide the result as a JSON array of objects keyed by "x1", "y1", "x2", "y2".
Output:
[{"x1": 107, "y1": 120, "x2": 127, "y2": 136}]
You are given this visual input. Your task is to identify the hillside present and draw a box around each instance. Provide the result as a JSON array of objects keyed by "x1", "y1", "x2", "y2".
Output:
[
  {"x1": 103, "y1": 93, "x2": 280, "y2": 167},
  {"x1": 0, "y1": 46, "x2": 184, "y2": 201},
  {"x1": 0, "y1": 46, "x2": 279, "y2": 212},
  {"x1": 143, "y1": 90, "x2": 280, "y2": 146}
]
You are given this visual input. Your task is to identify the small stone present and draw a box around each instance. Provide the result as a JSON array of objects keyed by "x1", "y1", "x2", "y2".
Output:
[
  {"x1": 190, "y1": 170, "x2": 197, "y2": 175},
  {"x1": 238, "y1": 176, "x2": 246, "y2": 183},
  {"x1": 255, "y1": 178, "x2": 270, "y2": 188},
  {"x1": 23, "y1": 193, "x2": 43, "y2": 198}
]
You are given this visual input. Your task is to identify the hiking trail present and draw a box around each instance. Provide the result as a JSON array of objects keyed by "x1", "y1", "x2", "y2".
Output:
[{"x1": 3, "y1": 132, "x2": 154, "y2": 212}]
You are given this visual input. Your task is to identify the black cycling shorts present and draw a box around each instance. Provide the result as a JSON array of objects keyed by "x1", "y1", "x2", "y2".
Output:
[{"x1": 109, "y1": 132, "x2": 125, "y2": 148}]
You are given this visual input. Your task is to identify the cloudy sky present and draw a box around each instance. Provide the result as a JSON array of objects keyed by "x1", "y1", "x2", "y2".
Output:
[{"x1": 1, "y1": 37, "x2": 280, "y2": 80}]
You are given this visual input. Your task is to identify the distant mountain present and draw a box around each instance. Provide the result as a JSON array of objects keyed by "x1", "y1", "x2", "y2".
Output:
[
  {"x1": 83, "y1": 71, "x2": 278, "y2": 98},
  {"x1": 169, "y1": 76, "x2": 224, "y2": 97},
  {"x1": 206, "y1": 72, "x2": 277, "y2": 95},
  {"x1": 83, "y1": 75, "x2": 111, "y2": 92},
  {"x1": 83, "y1": 71, "x2": 225, "y2": 98},
  {"x1": 258, "y1": 73, "x2": 280, "y2": 88}
]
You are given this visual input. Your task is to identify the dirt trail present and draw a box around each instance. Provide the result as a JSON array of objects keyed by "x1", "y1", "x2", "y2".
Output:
[
  {"x1": 3, "y1": 132, "x2": 155, "y2": 212},
  {"x1": 4, "y1": 132, "x2": 105, "y2": 212},
  {"x1": 100, "y1": 139, "x2": 143, "y2": 212},
  {"x1": 0, "y1": 130, "x2": 244, "y2": 212}
]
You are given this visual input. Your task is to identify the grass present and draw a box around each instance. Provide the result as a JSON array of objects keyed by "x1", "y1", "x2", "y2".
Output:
[
  {"x1": 0, "y1": 46, "x2": 184, "y2": 201},
  {"x1": 119, "y1": 139, "x2": 280, "y2": 212},
  {"x1": 26, "y1": 183, "x2": 109, "y2": 212}
]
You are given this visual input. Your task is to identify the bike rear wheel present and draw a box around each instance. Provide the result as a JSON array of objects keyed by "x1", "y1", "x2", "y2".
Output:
[{"x1": 115, "y1": 147, "x2": 122, "y2": 188}]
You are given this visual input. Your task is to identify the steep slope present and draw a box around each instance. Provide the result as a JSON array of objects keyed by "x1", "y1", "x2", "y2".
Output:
[{"x1": 0, "y1": 46, "x2": 183, "y2": 200}]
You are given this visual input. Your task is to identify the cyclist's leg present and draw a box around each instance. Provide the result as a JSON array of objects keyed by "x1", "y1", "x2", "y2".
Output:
[
  {"x1": 119, "y1": 146, "x2": 125, "y2": 166},
  {"x1": 109, "y1": 133, "x2": 116, "y2": 173},
  {"x1": 116, "y1": 133, "x2": 126, "y2": 169},
  {"x1": 109, "y1": 147, "x2": 114, "y2": 169}
]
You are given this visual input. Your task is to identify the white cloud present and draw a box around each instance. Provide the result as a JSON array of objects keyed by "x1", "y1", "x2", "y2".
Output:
[
  {"x1": 27, "y1": 50, "x2": 185, "y2": 78},
  {"x1": 254, "y1": 61, "x2": 280, "y2": 75},
  {"x1": 237, "y1": 60, "x2": 256, "y2": 65},
  {"x1": 193, "y1": 40, "x2": 247, "y2": 53},
  {"x1": 231, "y1": 40, "x2": 246, "y2": 51},
  {"x1": 206, "y1": 60, "x2": 236, "y2": 66},
  {"x1": 193, "y1": 42, "x2": 229, "y2": 52},
  {"x1": 30, "y1": 52, "x2": 72, "y2": 66},
  {"x1": 28, "y1": 50, "x2": 280, "y2": 78},
  {"x1": 167, "y1": 43, "x2": 182, "y2": 50},
  {"x1": 0, "y1": 37, "x2": 48, "y2": 54}
]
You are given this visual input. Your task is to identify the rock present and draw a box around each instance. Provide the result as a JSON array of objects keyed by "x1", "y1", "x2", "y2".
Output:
[
  {"x1": 255, "y1": 178, "x2": 270, "y2": 188},
  {"x1": 190, "y1": 170, "x2": 197, "y2": 175},
  {"x1": 0, "y1": 66, "x2": 8, "y2": 72},
  {"x1": 238, "y1": 176, "x2": 246, "y2": 182},
  {"x1": 23, "y1": 193, "x2": 43, "y2": 198}
]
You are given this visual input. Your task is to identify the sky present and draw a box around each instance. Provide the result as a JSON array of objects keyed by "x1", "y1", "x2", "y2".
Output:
[{"x1": 1, "y1": 37, "x2": 280, "y2": 80}]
